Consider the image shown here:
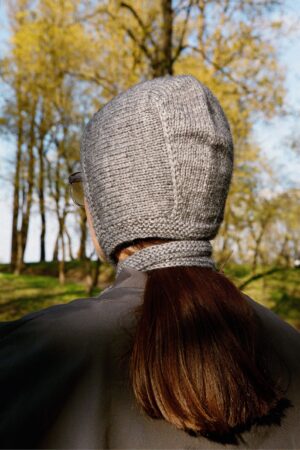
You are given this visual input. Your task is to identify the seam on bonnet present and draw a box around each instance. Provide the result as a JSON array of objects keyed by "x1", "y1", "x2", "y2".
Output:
[{"x1": 149, "y1": 90, "x2": 178, "y2": 219}]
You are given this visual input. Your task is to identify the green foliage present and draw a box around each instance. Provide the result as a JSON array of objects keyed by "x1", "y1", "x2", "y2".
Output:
[
  {"x1": 271, "y1": 289, "x2": 300, "y2": 324},
  {"x1": 223, "y1": 263, "x2": 252, "y2": 280},
  {"x1": 1, "y1": 264, "x2": 299, "y2": 331}
]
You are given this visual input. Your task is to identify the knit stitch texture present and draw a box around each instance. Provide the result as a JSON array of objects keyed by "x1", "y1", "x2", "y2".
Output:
[{"x1": 80, "y1": 74, "x2": 234, "y2": 273}]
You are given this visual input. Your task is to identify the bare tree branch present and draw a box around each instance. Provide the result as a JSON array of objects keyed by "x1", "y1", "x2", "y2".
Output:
[
  {"x1": 120, "y1": 2, "x2": 157, "y2": 50},
  {"x1": 188, "y1": 44, "x2": 253, "y2": 95},
  {"x1": 172, "y1": 0, "x2": 193, "y2": 63},
  {"x1": 238, "y1": 267, "x2": 287, "y2": 291},
  {"x1": 123, "y1": 25, "x2": 154, "y2": 63}
]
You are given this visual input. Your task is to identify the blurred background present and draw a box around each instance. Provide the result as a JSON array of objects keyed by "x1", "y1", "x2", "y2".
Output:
[{"x1": 0, "y1": 0, "x2": 299, "y2": 328}]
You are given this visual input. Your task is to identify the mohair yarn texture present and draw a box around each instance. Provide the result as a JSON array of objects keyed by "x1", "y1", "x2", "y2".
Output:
[{"x1": 80, "y1": 74, "x2": 234, "y2": 275}]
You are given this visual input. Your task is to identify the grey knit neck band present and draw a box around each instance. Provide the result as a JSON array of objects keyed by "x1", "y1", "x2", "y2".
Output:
[{"x1": 116, "y1": 240, "x2": 216, "y2": 276}]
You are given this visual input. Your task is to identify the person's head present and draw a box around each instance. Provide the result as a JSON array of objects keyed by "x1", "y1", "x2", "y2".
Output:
[
  {"x1": 79, "y1": 74, "x2": 234, "y2": 273},
  {"x1": 71, "y1": 75, "x2": 289, "y2": 443}
]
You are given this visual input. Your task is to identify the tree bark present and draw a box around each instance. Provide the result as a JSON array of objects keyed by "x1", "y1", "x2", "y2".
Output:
[
  {"x1": 120, "y1": 0, "x2": 175, "y2": 78},
  {"x1": 251, "y1": 221, "x2": 269, "y2": 274},
  {"x1": 58, "y1": 232, "x2": 66, "y2": 285},
  {"x1": 10, "y1": 111, "x2": 23, "y2": 272},
  {"x1": 77, "y1": 209, "x2": 87, "y2": 260},
  {"x1": 86, "y1": 258, "x2": 101, "y2": 296},
  {"x1": 16, "y1": 104, "x2": 36, "y2": 272},
  {"x1": 53, "y1": 232, "x2": 59, "y2": 261},
  {"x1": 38, "y1": 138, "x2": 46, "y2": 262},
  {"x1": 159, "y1": 0, "x2": 173, "y2": 76},
  {"x1": 65, "y1": 227, "x2": 74, "y2": 260},
  {"x1": 57, "y1": 216, "x2": 67, "y2": 285}
]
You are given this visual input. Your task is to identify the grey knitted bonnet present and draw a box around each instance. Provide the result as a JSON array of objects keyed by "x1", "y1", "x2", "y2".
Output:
[{"x1": 80, "y1": 74, "x2": 234, "y2": 276}]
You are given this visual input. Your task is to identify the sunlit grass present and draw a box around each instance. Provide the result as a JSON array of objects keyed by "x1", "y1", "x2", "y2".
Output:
[
  {"x1": 0, "y1": 273, "x2": 100, "y2": 321},
  {"x1": 0, "y1": 265, "x2": 299, "y2": 330}
]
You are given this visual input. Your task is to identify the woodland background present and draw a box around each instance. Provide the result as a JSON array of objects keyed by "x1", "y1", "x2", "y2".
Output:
[{"x1": 0, "y1": 0, "x2": 299, "y2": 328}]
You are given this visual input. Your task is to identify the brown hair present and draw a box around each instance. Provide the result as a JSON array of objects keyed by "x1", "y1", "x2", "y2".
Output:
[{"x1": 115, "y1": 239, "x2": 291, "y2": 444}]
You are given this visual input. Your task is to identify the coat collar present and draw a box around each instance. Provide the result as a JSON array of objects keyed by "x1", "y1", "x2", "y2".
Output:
[{"x1": 113, "y1": 266, "x2": 148, "y2": 290}]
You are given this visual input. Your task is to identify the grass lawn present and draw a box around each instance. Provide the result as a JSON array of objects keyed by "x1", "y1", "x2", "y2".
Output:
[
  {"x1": 0, "y1": 272, "x2": 101, "y2": 321},
  {"x1": 0, "y1": 265, "x2": 299, "y2": 330}
]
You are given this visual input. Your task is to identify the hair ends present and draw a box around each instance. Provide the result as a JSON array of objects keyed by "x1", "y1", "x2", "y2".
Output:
[{"x1": 129, "y1": 266, "x2": 292, "y2": 444}]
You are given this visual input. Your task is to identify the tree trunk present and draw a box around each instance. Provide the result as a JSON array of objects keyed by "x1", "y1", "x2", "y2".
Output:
[
  {"x1": 86, "y1": 258, "x2": 101, "y2": 296},
  {"x1": 38, "y1": 139, "x2": 46, "y2": 262},
  {"x1": 252, "y1": 244, "x2": 260, "y2": 275},
  {"x1": 58, "y1": 255, "x2": 66, "y2": 285},
  {"x1": 155, "y1": 0, "x2": 173, "y2": 76},
  {"x1": 58, "y1": 226, "x2": 66, "y2": 285},
  {"x1": 53, "y1": 153, "x2": 64, "y2": 282},
  {"x1": 19, "y1": 125, "x2": 34, "y2": 268},
  {"x1": 77, "y1": 209, "x2": 87, "y2": 260},
  {"x1": 120, "y1": 0, "x2": 175, "y2": 77},
  {"x1": 53, "y1": 232, "x2": 59, "y2": 261},
  {"x1": 65, "y1": 227, "x2": 74, "y2": 260},
  {"x1": 15, "y1": 230, "x2": 23, "y2": 275},
  {"x1": 17, "y1": 106, "x2": 36, "y2": 270},
  {"x1": 10, "y1": 112, "x2": 23, "y2": 272},
  {"x1": 251, "y1": 224, "x2": 268, "y2": 274}
]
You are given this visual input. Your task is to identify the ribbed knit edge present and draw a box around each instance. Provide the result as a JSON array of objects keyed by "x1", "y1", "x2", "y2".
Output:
[{"x1": 116, "y1": 240, "x2": 216, "y2": 276}]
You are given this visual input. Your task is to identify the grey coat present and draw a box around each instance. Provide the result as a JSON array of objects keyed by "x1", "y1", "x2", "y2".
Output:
[{"x1": 0, "y1": 266, "x2": 299, "y2": 449}]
